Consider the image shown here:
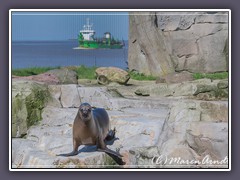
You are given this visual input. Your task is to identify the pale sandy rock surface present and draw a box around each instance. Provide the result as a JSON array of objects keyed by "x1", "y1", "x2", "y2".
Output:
[{"x1": 12, "y1": 82, "x2": 228, "y2": 168}]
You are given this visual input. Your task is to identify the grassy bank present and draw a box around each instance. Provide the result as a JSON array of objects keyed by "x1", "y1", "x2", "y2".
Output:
[
  {"x1": 12, "y1": 66, "x2": 228, "y2": 81},
  {"x1": 12, "y1": 66, "x2": 97, "y2": 79},
  {"x1": 74, "y1": 66, "x2": 97, "y2": 79},
  {"x1": 193, "y1": 72, "x2": 228, "y2": 80},
  {"x1": 12, "y1": 66, "x2": 157, "y2": 81}
]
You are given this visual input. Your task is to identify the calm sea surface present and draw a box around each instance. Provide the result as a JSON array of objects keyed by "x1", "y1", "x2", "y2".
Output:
[{"x1": 12, "y1": 40, "x2": 128, "y2": 69}]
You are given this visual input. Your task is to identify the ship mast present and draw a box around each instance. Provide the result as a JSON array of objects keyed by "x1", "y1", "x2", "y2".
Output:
[
  {"x1": 80, "y1": 18, "x2": 95, "y2": 41},
  {"x1": 85, "y1": 18, "x2": 93, "y2": 31}
]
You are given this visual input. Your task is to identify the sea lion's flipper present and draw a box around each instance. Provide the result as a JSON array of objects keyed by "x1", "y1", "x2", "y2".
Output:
[
  {"x1": 105, "y1": 152, "x2": 126, "y2": 165},
  {"x1": 105, "y1": 127, "x2": 116, "y2": 141},
  {"x1": 97, "y1": 148, "x2": 126, "y2": 165},
  {"x1": 56, "y1": 150, "x2": 78, "y2": 157},
  {"x1": 98, "y1": 148, "x2": 123, "y2": 157}
]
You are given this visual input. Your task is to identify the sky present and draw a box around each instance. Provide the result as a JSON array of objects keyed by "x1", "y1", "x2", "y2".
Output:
[{"x1": 11, "y1": 11, "x2": 129, "y2": 41}]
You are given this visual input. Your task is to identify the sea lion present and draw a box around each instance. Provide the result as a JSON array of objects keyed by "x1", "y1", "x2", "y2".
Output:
[{"x1": 57, "y1": 102, "x2": 125, "y2": 165}]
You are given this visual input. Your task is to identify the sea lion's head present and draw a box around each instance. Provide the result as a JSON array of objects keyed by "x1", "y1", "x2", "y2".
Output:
[{"x1": 79, "y1": 103, "x2": 92, "y2": 121}]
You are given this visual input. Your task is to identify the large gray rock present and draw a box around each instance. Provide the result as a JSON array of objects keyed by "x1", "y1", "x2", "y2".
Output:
[
  {"x1": 163, "y1": 23, "x2": 228, "y2": 73},
  {"x1": 12, "y1": 80, "x2": 50, "y2": 137},
  {"x1": 128, "y1": 12, "x2": 175, "y2": 76},
  {"x1": 128, "y1": 12, "x2": 229, "y2": 75}
]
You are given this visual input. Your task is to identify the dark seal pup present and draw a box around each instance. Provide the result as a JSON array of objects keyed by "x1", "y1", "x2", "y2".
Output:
[{"x1": 57, "y1": 102, "x2": 125, "y2": 165}]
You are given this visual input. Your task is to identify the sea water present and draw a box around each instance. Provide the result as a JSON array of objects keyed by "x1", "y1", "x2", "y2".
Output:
[{"x1": 11, "y1": 40, "x2": 128, "y2": 69}]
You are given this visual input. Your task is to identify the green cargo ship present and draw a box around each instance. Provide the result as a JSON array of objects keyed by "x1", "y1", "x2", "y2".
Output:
[{"x1": 78, "y1": 18, "x2": 124, "y2": 49}]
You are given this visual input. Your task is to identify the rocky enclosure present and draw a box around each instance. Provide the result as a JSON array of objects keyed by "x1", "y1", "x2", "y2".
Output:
[
  {"x1": 128, "y1": 12, "x2": 229, "y2": 76},
  {"x1": 12, "y1": 78, "x2": 228, "y2": 168},
  {"x1": 11, "y1": 11, "x2": 229, "y2": 169}
]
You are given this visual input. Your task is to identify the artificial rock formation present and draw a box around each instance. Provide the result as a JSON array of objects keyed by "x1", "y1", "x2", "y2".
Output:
[
  {"x1": 12, "y1": 84, "x2": 228, "y2": 168},
  {"x1": 128, "y1": 12, "x2": 229, "y2": 76}
]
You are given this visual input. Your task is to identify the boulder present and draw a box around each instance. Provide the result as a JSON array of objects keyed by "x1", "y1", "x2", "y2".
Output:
[
  {"x1": 47, "y1": 68, "x2": 78, "y2": 84},
  {"x1": 12, "y1": 80, "x2": 50, "y2": 137},
  {"x1": 95, "y1": 67, "x2": 130, "y2": 85}
]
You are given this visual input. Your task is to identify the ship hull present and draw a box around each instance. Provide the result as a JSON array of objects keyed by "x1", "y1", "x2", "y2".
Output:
[{"x1": 78, "y1": 40, "x2": 124, "y2": 49}]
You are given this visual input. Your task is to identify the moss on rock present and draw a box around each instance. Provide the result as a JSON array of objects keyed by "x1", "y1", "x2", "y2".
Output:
[
  {"x1": 12, "y1": 94, "x2": 28, "y2": 137},
  {"x1": 12, "y1": 80, "x2": 50, "y2": 137},
  {"x1": 25, "y1": 86, "x2": 50, "y2": 127}
]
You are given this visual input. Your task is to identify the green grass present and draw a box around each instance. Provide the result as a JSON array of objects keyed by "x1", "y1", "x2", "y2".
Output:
[
  {"x1": 12, "y1": 67, "x2": 60, "y2": 76},
  {"x1": 13, "y1": 66, "x2": 228, "y2": 82},
  {"x1": 129, "y1": 71, "x2": 157, "y2": 81},
  {"x1": 74, "y1": 66, "x2": 97, "y2": 79},
  {"x1": 193, "y1": 72, "x2": 228, "y2": 80},
  {"x1": 12, "y1": 65, "x2": 97, "y2": 80}
]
